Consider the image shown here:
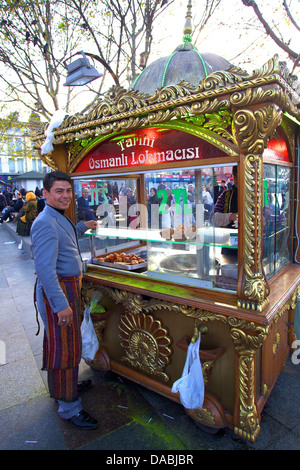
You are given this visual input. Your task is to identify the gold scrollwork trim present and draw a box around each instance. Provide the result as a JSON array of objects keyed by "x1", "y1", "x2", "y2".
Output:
[
  {"x1": 83, "y1": 280, "x2": 299, "y2": 334},
  {"x1": 33, "y1": 55, "x2": 300, "y2": 165},
  {"x1": 83, "y1": 282, "x2": 274, "y2": 332},
  {"x1": 232, "y1": 104, "x2": 282, "y2": 311},
  {"x1": 233, "y1": 105, "x2": 282, "y2": 154}
]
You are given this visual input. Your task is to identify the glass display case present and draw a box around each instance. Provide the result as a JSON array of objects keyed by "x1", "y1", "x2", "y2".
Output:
[
  {"x1": 87, "y1": 225, "x2": 238, "y2": 290},
  {"x1": 74, "y1": 161, "x2": 292, "y2": 293},
  {"x1": 74, "y1": 163, "x2": 241, "y2": 292}
]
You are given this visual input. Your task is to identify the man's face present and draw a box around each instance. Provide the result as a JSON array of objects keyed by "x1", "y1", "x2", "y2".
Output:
[{"x1": 44, "y1": 180, "x2": 73, "y2": 210}]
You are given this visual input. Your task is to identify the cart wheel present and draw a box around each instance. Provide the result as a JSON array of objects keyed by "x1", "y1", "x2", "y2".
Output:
[
  {"x1": 185, "y1": 392, "x2": 227, "y2": 435},
  {"x1": 192, "y1": 420, "x2": 225, "y2": 435}
]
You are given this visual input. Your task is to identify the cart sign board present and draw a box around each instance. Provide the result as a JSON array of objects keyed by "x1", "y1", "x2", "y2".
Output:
[{"x1": 74, "y1": 127, "x2": 228, "y2": 173}]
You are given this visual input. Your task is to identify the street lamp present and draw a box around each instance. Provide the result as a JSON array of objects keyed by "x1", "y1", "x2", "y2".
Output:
[{"x1": 64, "y1": 51, "x2": 103, "y2": 86}]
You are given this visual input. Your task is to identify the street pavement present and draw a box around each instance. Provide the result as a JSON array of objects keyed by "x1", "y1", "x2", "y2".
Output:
[{"x1": 0, "y1": 221, "x2": 299, "y2": 453}]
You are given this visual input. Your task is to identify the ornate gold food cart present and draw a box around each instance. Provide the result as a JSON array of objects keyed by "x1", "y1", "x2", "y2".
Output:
[{"x1": 33, "y1": 11, "x2": 300, "y2": 443}]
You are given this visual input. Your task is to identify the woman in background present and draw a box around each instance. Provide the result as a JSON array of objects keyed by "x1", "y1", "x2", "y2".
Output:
[{"x1": 16, "y1": 191, "x2": 37, "y2": 236}]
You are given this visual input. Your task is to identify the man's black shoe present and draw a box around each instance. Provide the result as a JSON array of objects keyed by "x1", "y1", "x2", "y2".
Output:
[
  {"x1": 77, "y1": 379, "x2": 93, "y2": 394},
  {"x1": 68, "y1": 410, "x2": 99, "y2": 430}
]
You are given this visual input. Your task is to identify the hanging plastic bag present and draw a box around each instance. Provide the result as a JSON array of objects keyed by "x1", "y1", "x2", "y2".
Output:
[
  {"x1": 171, "y1": 334, "x2": 204, "y2": 409},
  {"x1": 81, "y1": 305, "x2": 99, "y2": 361}
]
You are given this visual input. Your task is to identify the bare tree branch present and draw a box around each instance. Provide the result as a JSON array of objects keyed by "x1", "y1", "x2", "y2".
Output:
[
  {"x1": 241, "y1": 0, "x2": 299, "y2": 61},
  {"x1": 283, "y1": 0, "x2": 300, "y2": 32}
]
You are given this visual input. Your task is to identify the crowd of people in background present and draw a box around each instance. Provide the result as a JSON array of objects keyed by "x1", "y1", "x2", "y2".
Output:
[
  {"x1": 76, "y1": 181, "x2": 137, "y2": 227},
  {"x1": 146, "y1": 176, "x2": 234, "y2": 228},
  {"x1": 0, "y1": 175, "x2": 234, "y2": 235},
  {"x1": 0, "y1": 185, "x2": 45, "y2": 235},
  {"x1": 73, "y1": 176, "x2": 235, "y2": 231}
]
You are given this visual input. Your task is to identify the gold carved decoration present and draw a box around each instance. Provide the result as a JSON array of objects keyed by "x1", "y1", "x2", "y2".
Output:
[
  {"x1": 82, "y1": 280, "x2": 300, "y2": 442},
  {"x1": 67, "y1": 140, "x2": 88, "y2": 168},
  {"x1": 93, "y1": 319, "x2": 106, "y2": 343},
  {"x1": 186, "y1": 408, "x2": 216, "y2": 427},
  {"x1": 262, "y1": 384, "x2": 268, "y2": 396},
  {"x1": 232, "y1": 103, "x2": 282, "y2": 312},
  {"x1": 230, "y1": 325, "x2": 268, "y2": 442},
  {"x1": 119, "y1": 311, "x2": 172, "y2": 382},
  {"x1": 202, "y1": 360, "x2": 215, "y2": 386},
  {"x1": 232, "y1": 104, "x2": 282, "y2": 155},
  {"x1": 32, "y1": 55, "x2": 300, "y2": 155},
  {"x1": 272, "y1": 333, "x2": 281, "y2": 355},
  {"x1": 240, "y1": 153, "x2": 270, "y2": 311}
]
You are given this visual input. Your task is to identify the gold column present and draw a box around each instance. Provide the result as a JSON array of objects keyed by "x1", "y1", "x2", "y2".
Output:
[
  {"x1": 232, "y1": 102, "x2": 282, "y2": 311},
  {"x1": 230, "y1": 321, "x2": 268, "y2": 442}
]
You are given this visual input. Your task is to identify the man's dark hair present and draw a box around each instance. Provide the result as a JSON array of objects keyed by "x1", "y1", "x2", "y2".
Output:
[
  {"x1": 43, "y1": 171, "x2": 72, "y2": 192},
  {"x1": 232, "y1": 166, "x2": 237, "y2": 176}
]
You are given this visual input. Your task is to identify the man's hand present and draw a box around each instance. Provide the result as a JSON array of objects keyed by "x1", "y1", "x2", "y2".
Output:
[
  {"x1": 57, "y1": 306, "x2": 74, "y2": 326},
  {"x1": 229, "y1": 213, "x2": 238, "y2": 223},
  {"x1": 84, "y1": 220, "x2": 98, "y2": 230}
]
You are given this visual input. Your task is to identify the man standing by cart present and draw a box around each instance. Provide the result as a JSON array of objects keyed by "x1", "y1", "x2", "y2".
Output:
[{"x1": 31, "y1": 171, "x2": 99, "y2": 430}]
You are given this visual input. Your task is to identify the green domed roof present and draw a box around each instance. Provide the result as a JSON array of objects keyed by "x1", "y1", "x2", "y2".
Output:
[
  {"x1": 131, "y1": 1, "x2": 231, "y2": 95},
  {"x1": 131, "y1": 47, "x2": 231, "y2": 95}
]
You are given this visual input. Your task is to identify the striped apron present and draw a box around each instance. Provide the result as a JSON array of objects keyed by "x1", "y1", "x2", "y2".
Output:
[{"x1": 42, "y1": 275, "x2": 82, "y2": 402}]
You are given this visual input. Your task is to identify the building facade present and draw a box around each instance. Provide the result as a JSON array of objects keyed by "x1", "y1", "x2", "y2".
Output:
[{"x1": 0, "y1": 113, "x2": 50, "y2": 189}]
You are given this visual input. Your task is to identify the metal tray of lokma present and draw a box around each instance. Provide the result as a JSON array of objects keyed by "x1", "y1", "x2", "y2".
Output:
[{"x1": 93, "y1": 258, "x2": 147, "y2": 271}]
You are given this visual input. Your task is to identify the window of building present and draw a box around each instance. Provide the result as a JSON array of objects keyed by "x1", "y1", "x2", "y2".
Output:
[
  {"x1": 17, "y1": 159, "x2": 23, "y2": 172},
  {"x1": 8, "y1": 159, "x2": 15, "y2": 172}
]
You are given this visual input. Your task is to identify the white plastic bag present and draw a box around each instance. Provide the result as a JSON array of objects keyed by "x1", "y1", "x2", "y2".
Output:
[
  {"x1": 81, "y1": 306, "x2": 99, "y2": 361},
  {"x1": 171, "y1": 334, "x2": 204, "y2": 409}
]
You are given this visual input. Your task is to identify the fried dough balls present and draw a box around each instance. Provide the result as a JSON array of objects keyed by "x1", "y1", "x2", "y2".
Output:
[{"x1": 98, "y1": 251, "x2": 145, "y2": 265}]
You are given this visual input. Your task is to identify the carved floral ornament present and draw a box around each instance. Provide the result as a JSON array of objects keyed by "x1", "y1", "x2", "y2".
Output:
[
  {"x1": 119, "y1": 311, "x2": 173, "y2": 382},
  {"x1": 32, "y1": 55, "x2": 300, "y2": 157}
]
